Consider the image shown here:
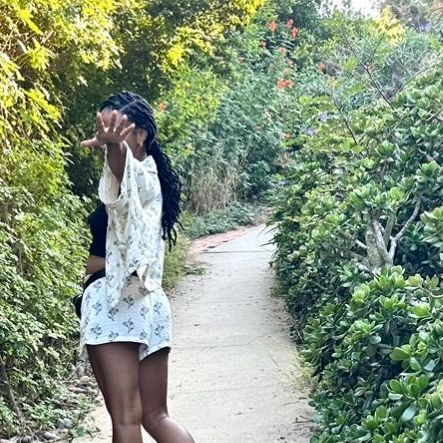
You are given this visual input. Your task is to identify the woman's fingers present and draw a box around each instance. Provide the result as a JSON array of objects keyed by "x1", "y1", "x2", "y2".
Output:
[
  {"x1": 89, "y1": 111, "x2": 134, "y2": 146},
  {"x1": 96, "y1": 112, "x2": 105, "y2": 134},
  {"x1": 108, "y1": 110, "x2": 118, "y2": 132},
  {"x1": 81, "y1": 135, "x2": 106, "y2": 150},
  {"x1": 115, "y1": 114, "x2": 128, "y2": 134},
  {"x1": 120, "y1": 123, "x2": 136, "y2": 139},
  {"x1": 81, "y1": 137, "x2": 100, "y2": 148}
]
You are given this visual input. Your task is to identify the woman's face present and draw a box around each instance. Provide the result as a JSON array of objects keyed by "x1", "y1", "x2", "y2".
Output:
[{"x1": 100, "y1": 108, "x2": 148, "y2": 159}]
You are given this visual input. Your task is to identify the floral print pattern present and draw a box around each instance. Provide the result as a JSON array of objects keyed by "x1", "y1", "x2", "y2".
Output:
[
  {"x1": 79, "y1": 144, "x2": 172, "y2": 362},
  {"x1": 79, "y1": 276, "x2": 172, "y2": 362},
  {"x1": 98, "y1": 143, "x2": 165, "y2": 309}
]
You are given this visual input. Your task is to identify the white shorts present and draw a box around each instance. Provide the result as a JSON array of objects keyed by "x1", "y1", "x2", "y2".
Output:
[{"x1": 79, "y1": 275, "x2": 172, "y2": 362}]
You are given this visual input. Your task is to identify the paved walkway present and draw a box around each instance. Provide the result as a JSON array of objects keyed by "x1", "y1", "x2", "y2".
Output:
[{"x1": 74, "y1": 226, "x2": 313, "y2": 442}]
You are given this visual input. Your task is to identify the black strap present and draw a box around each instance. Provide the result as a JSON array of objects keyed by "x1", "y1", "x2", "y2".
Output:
[
  {"x1": 83, "y1": 269, "x2": 106, "y2": 291},
  {"x1": 73, "y1": 269, "x2": 138, "y2": 319}
]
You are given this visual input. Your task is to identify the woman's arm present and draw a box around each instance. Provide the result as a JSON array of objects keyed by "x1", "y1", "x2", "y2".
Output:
[{"x1": 106, "y1": 142, "x2": 126, "y2": 183}]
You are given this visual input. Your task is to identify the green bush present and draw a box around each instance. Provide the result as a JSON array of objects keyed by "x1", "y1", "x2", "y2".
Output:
[
  {"x1": 271, "y1": 8, "x2": 443, "y2": 441},
  {"x1": 0, "y1": 0, "x2": 267, "y2": 436},
  {"x1": 163, "y1": 234, "x2": 190, "y2": 289}
]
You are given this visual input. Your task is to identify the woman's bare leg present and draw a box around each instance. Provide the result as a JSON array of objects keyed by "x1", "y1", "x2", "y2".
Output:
[
  {"x1": 87, "y1": 342, "x2": 143, "y2": 443},
  {"x1": 140, "y1": 347, "x2": 195, "y2": 443}
]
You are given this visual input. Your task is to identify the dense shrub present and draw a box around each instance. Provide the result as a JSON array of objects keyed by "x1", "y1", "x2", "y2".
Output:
[
  {"x1": 156, "y1": 16, "x2": 302, "y2": 212},
  {"x1": 0, "y1": 0, "x2": 122, "y2": 434},
  {"x1": 0, "y1": 0, "x2": 267, "y2": 437},
  {"x1": 271, "y1": 8, "x2": 443, "y2": 441}
]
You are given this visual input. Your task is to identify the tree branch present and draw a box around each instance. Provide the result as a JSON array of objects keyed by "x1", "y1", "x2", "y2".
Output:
[
  {"x1": 394, "y1": 196, "x2": 422, "y2": 243},
  {"x1": 331, "y1": 94, "x2": 360, "y2": 148},
  {"x1": 0, "y1": 356, "x2": 26, "y2": 428},
  {"x1": 372, "y1": 219, "x2": 392, "y2": 265},
  {"x1": 383, "y1": 213, "x2": 397, "y2": 246},
  {"x1": 350, "y1": 255, "x2": 377, "y2": 275},
  {"x1": 342, "y1": 231, "x2": 367, "y2": 250},
  {"x1": 344, "y1": 35, "x2": 396, "y2": 111},
  {"x1": 388, "y1": 196, "x2": 422, "y2": 262},
  {"x1": 355, "y1": 239, "x2": 368, "y2": 250}
]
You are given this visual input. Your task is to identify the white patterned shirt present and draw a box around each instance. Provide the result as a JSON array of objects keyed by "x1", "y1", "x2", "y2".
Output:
[{"x1": 98, "y1": 142, "x2": 165, "y2": 308}]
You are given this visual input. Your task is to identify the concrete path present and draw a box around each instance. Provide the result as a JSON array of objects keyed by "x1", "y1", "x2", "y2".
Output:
[{"x1": 74, "y1": 225, "x2": 313, "y2": 442}]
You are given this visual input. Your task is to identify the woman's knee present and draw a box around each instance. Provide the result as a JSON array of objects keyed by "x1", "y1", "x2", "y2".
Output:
[
  {"x1": 142, "y1": 407, "x2": 169, "y2": 434},
  {"x1": 110, "y1": 402, "x2": 143, "y2": 427}
]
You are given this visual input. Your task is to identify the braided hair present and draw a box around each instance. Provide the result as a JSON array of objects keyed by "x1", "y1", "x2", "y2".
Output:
[{"x1": 100, "y1": 91, "x2": 182, "y2": 248}]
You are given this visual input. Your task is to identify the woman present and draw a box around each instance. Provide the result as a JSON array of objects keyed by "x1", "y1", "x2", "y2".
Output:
[{"x1": 79, "y1": 91, "x2": 195, "y2": 443}]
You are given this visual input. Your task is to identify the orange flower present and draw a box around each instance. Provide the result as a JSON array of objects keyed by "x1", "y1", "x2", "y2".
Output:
[
  {"x1": 286, "y1": 19, "x2": 294, "y2": 29},
  {"x1": 276, "y1": 79, "x2": 294, "y2": 90},
  {"x1": 278, "y1": 47, "x2": 287, "y2": 55},
  {"x1": 158, "y1": 102, "x2": 168, "y2": 111},
  {"x1": 318, "y1": 63, "x2": 327, "y2": 73},
  {"x1": 268, "y1": 20, "x2": 277, "y2": 32},
  {"x1": 291, "y1": 27, "x2": 300, "y2": 38}
]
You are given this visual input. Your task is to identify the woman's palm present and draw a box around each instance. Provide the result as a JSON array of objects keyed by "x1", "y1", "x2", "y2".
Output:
[{"x1": 81, "y1": 110, "x2": 135, "y2": 150}]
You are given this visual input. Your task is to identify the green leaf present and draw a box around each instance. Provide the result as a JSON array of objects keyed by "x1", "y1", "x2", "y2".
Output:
[
  {"x1": 423, "y1": 359, "x2": 436, "y2": 371},
  {"x1": 369, "y1": 335, "x2": 382, "y2": 344},
  {"x1": 430, "y1": 393, "x2": 443, "y2": 410},
  {"x1": 390, "y1": 347, "x2": 411, "y2": 361},
  {"x1": 401, "y1": 404, "x2": 418, "y2": 422},
  {"x1": 374, "y1": 406, "x2": 388, "y2": 421},
  {"x1": 412, "y1": 304, "x2": 430, "y2": 318},
  {"x1": 417, "y1": 375, "x2": 429, "y2": 392},
  {"x1": 389, "y1": 379, "x2": 403, "y2": 394},
  {"x1": 410, "y1": 357, "x2": 421, "y2": 371}
]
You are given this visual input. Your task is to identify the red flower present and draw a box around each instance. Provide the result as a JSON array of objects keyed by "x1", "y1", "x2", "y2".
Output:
[
  {"x1": 158, "y1": 102, "x2": 168, "y2": 111},
  {"x1": 268, "y1": 20, "x2": 277, "y2": 32},
  {"x1": 291, "y1": 27, "x2": 300, "y2": 38},
  {"x1": 286, "y1": 19, "x2": 294, "y2": 29}
]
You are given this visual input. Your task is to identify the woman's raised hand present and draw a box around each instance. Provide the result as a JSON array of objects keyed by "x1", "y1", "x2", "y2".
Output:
[{"x1": 81, "y1": 110, "x2": 135, "y2": 150}]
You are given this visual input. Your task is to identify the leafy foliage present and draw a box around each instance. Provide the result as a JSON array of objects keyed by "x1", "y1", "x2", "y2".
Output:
[
  {"x1": 182, "y1": 203, "x2": 267, "y2": 239},
  {"x1": 0, "y1": 0, "x2": 270, "y2": 437},
  {"x1": 271, "y1": 5, "x2": 443, "y2": 441}
]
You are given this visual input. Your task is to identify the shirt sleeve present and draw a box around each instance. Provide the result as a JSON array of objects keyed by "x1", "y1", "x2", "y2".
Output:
[
  {"x1": 98, "y1": 142, "x2": 156, "y2": 211},
  {"x1": 96, "y1": 143, "x2": 164, "y2": 309},
  {"x1": 98, "y1": 143, "x2": 158, "y2": 240}
]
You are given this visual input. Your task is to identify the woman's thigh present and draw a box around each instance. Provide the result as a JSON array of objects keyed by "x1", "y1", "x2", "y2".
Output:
[
  {"x1": 87, "y1": 341, "x2": 143, "y2": 422},
  {"x1": 139, "y1": 347, "x2": 170, "y2": 417}
]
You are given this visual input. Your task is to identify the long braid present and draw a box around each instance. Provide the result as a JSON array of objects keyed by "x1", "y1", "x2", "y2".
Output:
[
  {"x1": 100, "y1": 91, "x2": 182, "y2": 248},
  {"x1": 149, "y1": 139, "x2": 182, "y2": 246}
]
